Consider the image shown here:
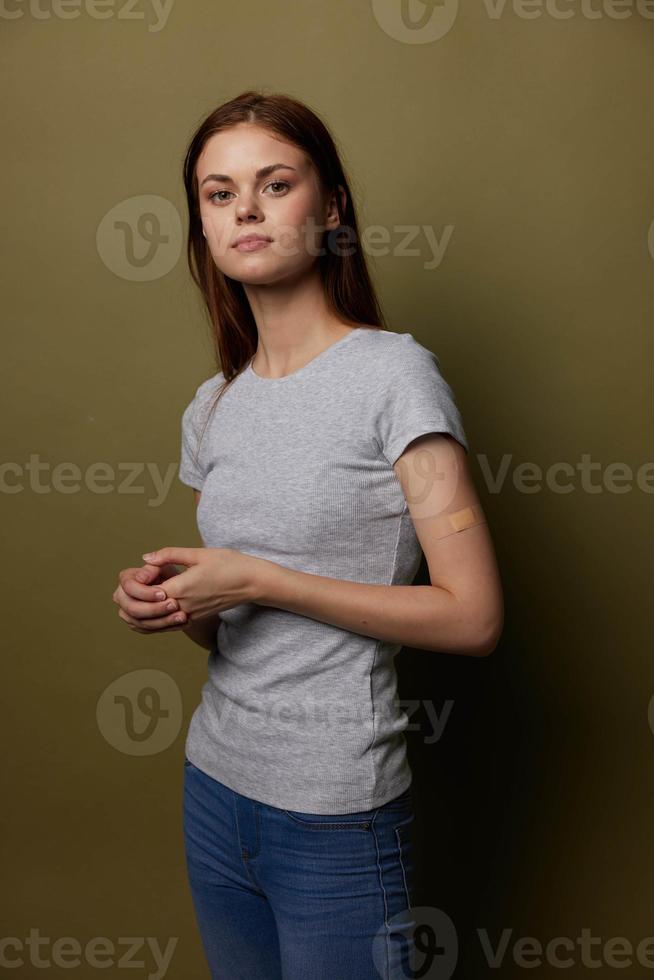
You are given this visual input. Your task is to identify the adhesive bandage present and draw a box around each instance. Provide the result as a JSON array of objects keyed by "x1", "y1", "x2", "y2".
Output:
[{"x1": 429, "y1": 503, "x2": 487, "y2": 540}]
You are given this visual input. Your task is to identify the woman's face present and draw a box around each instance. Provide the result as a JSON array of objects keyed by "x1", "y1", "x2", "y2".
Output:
[{"x1": 196, "y1": 123, "x2": 339, "y2": 286}]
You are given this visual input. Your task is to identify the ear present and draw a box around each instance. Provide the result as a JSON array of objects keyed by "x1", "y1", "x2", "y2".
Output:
[{"x1": 325, "y1": 183, "x2": 347, "y2": 231}]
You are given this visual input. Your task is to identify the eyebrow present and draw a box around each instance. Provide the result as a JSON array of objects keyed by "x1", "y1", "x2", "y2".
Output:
[{"x1": 199, "y1": 163, "x2": 297, "y2": 188}]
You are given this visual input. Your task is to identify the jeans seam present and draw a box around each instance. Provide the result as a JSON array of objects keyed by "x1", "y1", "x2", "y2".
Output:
[
  {"x1": 370, "y1": 809, "x2": 391, "y2": 979},
  {"x1": 281, "y1": 810, "x2": 372, "y2": 831},
  {"x1": 232, "y1": 788, "x2": 266, "y2": 894},
  {"x1": 395, "y1": 826, "x2": 412, "y2": 910}
]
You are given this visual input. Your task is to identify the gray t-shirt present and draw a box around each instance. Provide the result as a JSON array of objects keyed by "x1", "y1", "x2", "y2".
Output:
[{"x1": 178, "y1": 327, "x2": 469, "y2": 813}]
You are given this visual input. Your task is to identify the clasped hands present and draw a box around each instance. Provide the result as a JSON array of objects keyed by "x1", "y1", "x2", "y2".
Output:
[{"x1": 112, "y1": 546, "x2": 264, "y2": 635}]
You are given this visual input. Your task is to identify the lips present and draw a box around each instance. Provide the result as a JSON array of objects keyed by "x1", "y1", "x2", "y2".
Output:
[{"x1": 233, "y1": 234, "x2": 272, "y2": 249}]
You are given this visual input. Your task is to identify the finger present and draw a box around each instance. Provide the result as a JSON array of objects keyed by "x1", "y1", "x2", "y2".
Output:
[
  {"x1": 156, "y1": 566, "x2": 195, "y2": 603},
  {"x1": 119, "y1": 615, "x2": 187, "y2": 634},
  {"x1": 141, "y1": 547, "x2": 201, "y2": 567},
  {"x1": 120, "y1": 570, "x2": 175, "y2": 605},
  {"x1": 119, "y1": 609, "x2": 188, "y2": 632},
  {"x1": 132, "y1": 563, "x2": 163, "y2": 584},
  {"x1": 121, "y1": 594, "x2": 185, "y2": 620},
  {"x1": 120, "y1": 565, "x2": 156, "y2": 591},
  {"x1": 118, "y1": 607, "x2": 188, "y2": 631},
  {"x1": 115, "y1": 582, "x2": 180, "y2": 618},
  {"x1": 158, "y1": 562, "x2": 184, "y2": 581}
]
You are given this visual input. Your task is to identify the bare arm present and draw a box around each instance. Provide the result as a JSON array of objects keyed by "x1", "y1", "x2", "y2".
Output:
[
  {"x1": 181, "y1": 489, "x2": 222, "y2": 652},
  {"x1": 253, "y1": 435, "x2": 504, "y2": 657}
]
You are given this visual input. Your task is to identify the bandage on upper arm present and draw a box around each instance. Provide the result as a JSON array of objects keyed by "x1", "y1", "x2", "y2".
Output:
[{"x1": 429, "y1": 503, "x2": 487, "y2": 540}]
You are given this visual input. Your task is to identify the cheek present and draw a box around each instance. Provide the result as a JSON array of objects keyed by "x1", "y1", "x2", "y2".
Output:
[
  {"x1": 201, "y1": 212, "x2": 235, "y2": 256},
  {"x1": 273, "y1": 196, "x2": 327, "y2": 256}
]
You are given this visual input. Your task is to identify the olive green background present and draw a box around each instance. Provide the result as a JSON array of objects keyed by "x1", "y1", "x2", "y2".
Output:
[{"x1": 3, "y1": 1, "x2": 653, "y2": 977}]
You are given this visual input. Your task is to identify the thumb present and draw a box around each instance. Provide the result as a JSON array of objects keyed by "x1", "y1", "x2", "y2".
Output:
[
  {"x1": 133, "y1": 563, "x2": 160, "y2": 583},
  {"x1": 141, "y1": 547, "x2": 201, "y2": 568}
]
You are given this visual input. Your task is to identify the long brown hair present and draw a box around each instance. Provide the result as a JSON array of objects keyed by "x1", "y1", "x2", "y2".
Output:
[{"x1": 182, "y1": 89, "x2": 388, "y2": 461}]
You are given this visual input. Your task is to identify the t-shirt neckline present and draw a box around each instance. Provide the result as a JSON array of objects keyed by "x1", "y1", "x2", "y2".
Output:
[{"x1": 245, "y1": 327, "x2": 365, "y2": 384}]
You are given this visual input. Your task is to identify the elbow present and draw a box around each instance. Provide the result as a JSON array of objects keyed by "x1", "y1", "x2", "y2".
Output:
[
  {"x1": 472, "y1": 631, "x2": 499, "y2": 658},
  {"x1": 436, "y1": 585, "x2": 504, "y2": 657},
  {"x1": 471, "y1": 601, "x2": 504, "y2": 658}
]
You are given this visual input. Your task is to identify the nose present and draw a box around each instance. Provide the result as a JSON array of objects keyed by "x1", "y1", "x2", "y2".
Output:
[{"x1": 235, "y1": 193, "x2": 263, "y2": 223}]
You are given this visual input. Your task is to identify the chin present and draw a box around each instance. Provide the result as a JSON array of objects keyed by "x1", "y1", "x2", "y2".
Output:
[{"x1": 224, "y1": 258, "x2": 307, "y2": 286}]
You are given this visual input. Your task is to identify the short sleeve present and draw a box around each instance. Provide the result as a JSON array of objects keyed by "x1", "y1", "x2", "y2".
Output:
[
  {"x1": 372, "y1": 333, "x2": 469, "y2": 466},
  {"x1": 178, "y1": 388, "x2": 208, "y2": 491}
]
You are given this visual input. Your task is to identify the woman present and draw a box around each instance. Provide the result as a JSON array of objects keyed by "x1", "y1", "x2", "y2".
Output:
[{"x1": 113, "y1": 90, "x2": 503, "y2": 979}]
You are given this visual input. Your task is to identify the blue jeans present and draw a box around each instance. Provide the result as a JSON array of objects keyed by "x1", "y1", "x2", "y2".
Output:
[{"x1": 182, "y1": 756, "x2": 417, "y2": 979}]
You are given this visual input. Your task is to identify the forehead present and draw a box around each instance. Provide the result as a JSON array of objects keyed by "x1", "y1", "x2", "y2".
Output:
[{"x1": 197, "y1": 124, "x2": 308, "y2": 180}]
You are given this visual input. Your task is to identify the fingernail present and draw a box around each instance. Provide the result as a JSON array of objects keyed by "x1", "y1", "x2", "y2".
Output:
[
  {"x1": 166, "y1": 601, "x2": 177, "y2": 611},
  {"x1": 154, "y1": 590, "x2": 166, "y2": 600},
  {"x1": 174, "y1": 615, "x2": 185, "y2": 624},
  {"x1": 142, "y1": 552, "x2": 155, "y2": 560}
]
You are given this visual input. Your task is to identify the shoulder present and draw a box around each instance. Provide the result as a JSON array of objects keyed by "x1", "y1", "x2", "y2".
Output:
[
  {"x1": 386, "y1": 329, "x2": 441, "y2": 362},
  {"x1": 196, "y1": 369, "x2": 226, "y2": 398},
  {"x1": 187, "y1": 369, "x2": 225, "y2": 406},
  {"x1": 355, "y1": 328, "x2": 444, "y2": 384},
  {"x1": 182, "y1": 370, "x2": 225, "y2": 426},
  {"x1": 356, "y1": 327, "x2": 437, "y2": 358}
]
